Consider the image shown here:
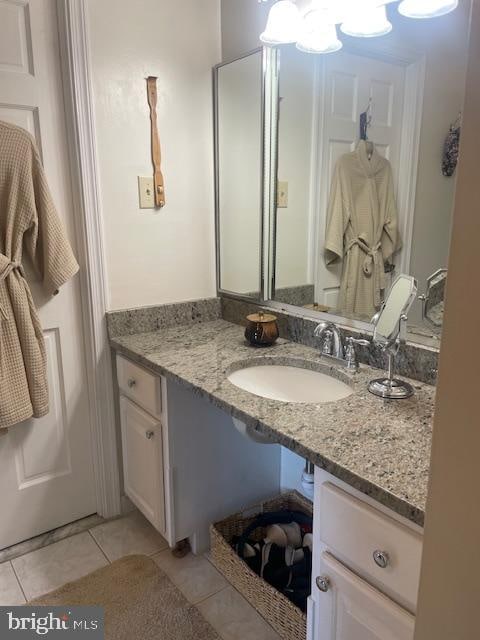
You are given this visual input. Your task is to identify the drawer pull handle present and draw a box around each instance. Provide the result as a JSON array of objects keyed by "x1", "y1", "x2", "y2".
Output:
[
  {"x1": 145, "y1": 430, "x2": 155, "y2": 440},
  {"x1": 127, "y1": 378, "x2": 137, "y2": 388},
  {"x1": 316, "y1": 576, "x2": 330, "y2": 592},
  {"x1": 373, "y1": 550, "x2": 390, "y2": 569}
]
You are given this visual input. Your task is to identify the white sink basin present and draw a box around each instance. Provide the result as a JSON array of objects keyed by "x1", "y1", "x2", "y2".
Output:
[{"x1": 227, "y1": 364, "x2": 353, "y2": 404}]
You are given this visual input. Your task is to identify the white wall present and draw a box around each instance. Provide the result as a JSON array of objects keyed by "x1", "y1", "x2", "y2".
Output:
[
  {"x1": 281, "y1": 447, "x2": 309, "y2": 497},
  {"x1": 414, "y1": 4, "x2": 480, "y2": 634},
  {"x1": 403, "y1": 3, "x2": 470, "y2": 294},
  {"x1": 87, "y1": 0, "x2": 221, "y2": 310}
]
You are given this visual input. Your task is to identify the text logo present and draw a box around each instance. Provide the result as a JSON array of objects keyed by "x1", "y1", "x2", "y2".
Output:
[{"x1": 0, "y1": 607, "x2": 104, "y2": 638}]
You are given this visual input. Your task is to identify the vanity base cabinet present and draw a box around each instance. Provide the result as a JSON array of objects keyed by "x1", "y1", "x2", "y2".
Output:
[
  {"x1": 116, "y1": 354, "x2": 281, "y2": 554},
  {"x1": 119, "y1": 396, "x2": 166, "y2": 534},
  {"x1": 310, "y1": 468, "x2": 423, "y2": 640},
  {"x1": 316, "y1": 553, "x2": 415, "y2": 640}
]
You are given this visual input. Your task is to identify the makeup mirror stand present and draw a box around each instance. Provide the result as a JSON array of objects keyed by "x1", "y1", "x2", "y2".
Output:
[{"x1": 368, "y1": 314, "x2": 414, "y2": 400}]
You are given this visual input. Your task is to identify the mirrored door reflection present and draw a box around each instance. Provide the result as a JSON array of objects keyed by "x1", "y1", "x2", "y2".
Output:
[{"x1": 216, "y1": 50, "x2": 263, "y2": 298}]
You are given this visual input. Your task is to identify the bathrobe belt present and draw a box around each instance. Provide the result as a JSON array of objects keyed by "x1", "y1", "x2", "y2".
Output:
[
  {"x1": 0, "y1": 254, "x2": 25, "y2": 320},
  {"x1": 345, "y1": 237, "x2": 384, "y2": 308}
]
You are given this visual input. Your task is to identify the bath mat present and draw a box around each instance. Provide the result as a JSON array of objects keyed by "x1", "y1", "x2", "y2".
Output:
[{"x1": 31, "y1": 554, "x2": 220, "y2": 640}]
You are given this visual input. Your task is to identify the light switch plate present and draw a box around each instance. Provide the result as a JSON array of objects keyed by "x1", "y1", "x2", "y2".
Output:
[
  {"x1": 277, "y1": 181, "x2": 288, "y2": 208},
  {"x1": 138, "y1": 176, "x2": 155, "y2": 209}
]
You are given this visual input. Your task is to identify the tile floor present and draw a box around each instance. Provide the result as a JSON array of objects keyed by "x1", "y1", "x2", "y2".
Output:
[{"x1": 0, "y1": 510, "x2": 280, "y2": 640}]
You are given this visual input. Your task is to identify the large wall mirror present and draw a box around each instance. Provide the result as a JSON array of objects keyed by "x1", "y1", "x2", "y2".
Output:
[{"x1": 214, "y1": 2, "x2": 471, "y2": 343}]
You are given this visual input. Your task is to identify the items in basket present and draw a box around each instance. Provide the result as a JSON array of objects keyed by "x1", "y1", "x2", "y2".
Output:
[{"x1": 233, "y1": 510, "x2": 313, "y2": 613}]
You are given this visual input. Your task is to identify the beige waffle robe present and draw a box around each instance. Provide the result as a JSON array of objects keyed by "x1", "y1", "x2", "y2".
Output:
[
  {"x1": 325, "y1": 140, "x2": 401, "y2": 318},
  {"x1": 0, "y1": 122, "x2": 79, "y2": 429}
]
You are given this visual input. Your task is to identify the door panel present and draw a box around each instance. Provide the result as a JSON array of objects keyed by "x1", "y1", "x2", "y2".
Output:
[
  {"x1": 0, "y1": 0, "x2": 96, "y2": 549},
  {"x1": 0, "y1": 0, "x2": 33, "y2": 75},
  {"x1": 12, "y1": 330, "x2": 72, "y2": 490}
]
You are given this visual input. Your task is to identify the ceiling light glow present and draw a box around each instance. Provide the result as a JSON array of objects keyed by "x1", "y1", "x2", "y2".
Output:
[
  {"x1": 296, "y1": 10, "x2": 343, "y2": 53},
  {"x1": 260, "y1": 0, "x2": 303, "y2": 45},
  {"x1": 341, "y1": 5, "x2": 393, "y2": 38},
  {"x1": 398, "y1": 0, "x2": 458, "y2": 19},
  {"x1": 259, "y1": 0, "x2": 459, "y2": 53}
]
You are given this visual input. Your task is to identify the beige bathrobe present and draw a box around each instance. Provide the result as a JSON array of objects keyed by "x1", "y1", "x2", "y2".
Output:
[
  {"x1": 0, "y1": 122, "x2": 79, "y2": 429},
  {"x1": 325, "y1": 141, "x2": 401, "y2": 319}
]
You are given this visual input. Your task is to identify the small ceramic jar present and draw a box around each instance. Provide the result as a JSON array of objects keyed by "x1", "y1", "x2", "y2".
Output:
[{"x1": 245, "y1": 311, "x2": 279, "y2": 347}]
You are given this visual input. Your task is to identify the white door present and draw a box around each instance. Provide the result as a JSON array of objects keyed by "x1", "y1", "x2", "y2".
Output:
[
  {"x1": 314, "y1": 51, "x2": 406, "y2": 309},
  {"x1": 315, "y1": 552, "x2": 415, "y2": 640},
  {"x1": 0, "y1": 0, "x2": 96, "y2": 549}
]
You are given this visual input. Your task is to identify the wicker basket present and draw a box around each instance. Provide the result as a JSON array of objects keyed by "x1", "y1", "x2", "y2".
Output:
[{"x1": 210, "y1": 491, "x2": 313, "y2": 640}]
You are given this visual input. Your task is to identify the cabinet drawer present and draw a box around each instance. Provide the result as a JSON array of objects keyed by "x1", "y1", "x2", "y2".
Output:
[
  {"x1": 120, "y1": 396, "x2": 165, "y2": 534},
  {"x1": 117, "y1": 355, "x2": 162, "y2": 417},
  {"x1": 319, "y1": 483, "x2": 422, "y2": 611}
]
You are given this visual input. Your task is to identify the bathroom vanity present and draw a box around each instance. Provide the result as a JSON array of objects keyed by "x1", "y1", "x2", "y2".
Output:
[
  {"x1": 106, "y1": 3, "x2": 470, "y2": 636},
  {"x1": 109, "y1": 314, "x2": 431, "y2": 640}
]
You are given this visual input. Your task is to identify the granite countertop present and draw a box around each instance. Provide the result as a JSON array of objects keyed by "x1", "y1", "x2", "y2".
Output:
[{"x1": 110, "y1": 319, "x2": 434, "y2": 527}]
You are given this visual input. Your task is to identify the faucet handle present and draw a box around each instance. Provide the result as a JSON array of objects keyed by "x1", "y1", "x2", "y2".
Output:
[
  {"x1": 346, "y1": 336, "x2": 370, "y2": 347},
  {"x1": 345, "y1": 336, "x2": 370, "y2": 371}
]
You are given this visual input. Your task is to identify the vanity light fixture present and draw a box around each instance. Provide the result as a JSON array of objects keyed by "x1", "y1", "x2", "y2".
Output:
[
  {"x1": 260, "y1": 0, "x2": 303, "y2": 45},
  {"x1": 340, "y1": 4, "x2": 393, "y2": 38},
  {"x1": 296, "y1": 10, "x2": 343, "y2": 54},
  {"x1": 398, "y1": 0, "x2": 458, "y2": 19},
  {"x1": 260, "y1": 0, "x2": 459, "y2": 52}
]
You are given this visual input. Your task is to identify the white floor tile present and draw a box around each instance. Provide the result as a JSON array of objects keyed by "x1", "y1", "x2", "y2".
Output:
[
  {"x1": 89, "y1": 510, "x2": 168, "y2": 562},
  {"x1": 0, "y1": 562, "x2": 25, "y2": 605},
  {"x1": 153, "y1": 550, "x2": 228, "y2": 604},
  {"x1": 198, "y1": 586, "x2": 281, "y2": 640},
  {"x1": 12, "y1": 532, "x2": 108, "y2": 601}
]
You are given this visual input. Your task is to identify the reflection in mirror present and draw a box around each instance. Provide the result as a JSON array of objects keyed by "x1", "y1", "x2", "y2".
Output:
[
  {"x1": 373, "y1": 274, "x2": 418, "y2": 346},
  {"x1": 369, "y1": 274, "x2": 418, "y2": 399},
  {"x1": 215, "y1": 51, "x2": 263, "y2": 297},
  {"x1": 271, "y1": 2, "x2": 470, "y2": 340},
  {"x1": 420, "y1": 268, "x2": 447, "y2": 329}
]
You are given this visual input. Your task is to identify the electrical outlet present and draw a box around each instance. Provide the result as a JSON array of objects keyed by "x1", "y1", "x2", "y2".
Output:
[
  {"x1": 277, "y1": 181, "x2": 288, "y2": 208},
  {"x1": 138, "y1": 176, "x2": 155, "y2": 209}
]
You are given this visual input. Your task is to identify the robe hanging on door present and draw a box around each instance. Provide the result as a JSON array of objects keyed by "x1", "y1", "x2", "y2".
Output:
[
  {"x1": 0, "y1": 122, "x2": 79, "y2": 429},
  {"x1": 325, "y1": 140, "x2": 401, "y2": 319}
]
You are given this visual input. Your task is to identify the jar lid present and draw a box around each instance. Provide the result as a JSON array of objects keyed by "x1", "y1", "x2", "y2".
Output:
[{"x1": 246, "y1": 311, "x2": 277, "y2": 323}]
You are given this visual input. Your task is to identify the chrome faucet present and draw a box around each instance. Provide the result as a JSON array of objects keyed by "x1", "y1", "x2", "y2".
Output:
[
  {"x1": 314, "y1": 322, "x2": 370, "y2": 372},
  {"x1": 313, "y1": 322, "x2": 343, "y2": 359}
]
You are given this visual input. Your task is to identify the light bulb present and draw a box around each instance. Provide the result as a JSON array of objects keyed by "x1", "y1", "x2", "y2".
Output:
[
  {"x1": 398, "y1": 0, "x2": 458, "y2": 19},
  {"x1": 260, "y1": 0, "x2": 303, "y2": 45},
  {"x1": 296, "y1": 10, "x2": 342, "y2": 54},
  {"x1": 341, "y1": 4, "x2": 392, "y2": 38}
]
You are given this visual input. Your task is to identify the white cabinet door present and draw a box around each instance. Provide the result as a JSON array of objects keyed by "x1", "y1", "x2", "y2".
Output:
[
  {"x1": 316, "y1": 553, "x2": 415, "y2": 640},
  {"x1": 120, "y1": 397, "x2": 166, "y2": 535}
]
